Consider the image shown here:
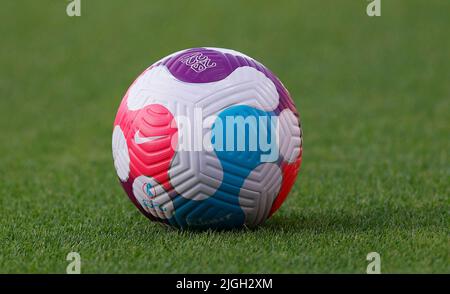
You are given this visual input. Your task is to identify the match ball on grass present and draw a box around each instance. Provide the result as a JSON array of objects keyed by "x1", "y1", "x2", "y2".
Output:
[{"x1": 112, "y1": 47, "x2": 302, "y2": 229}]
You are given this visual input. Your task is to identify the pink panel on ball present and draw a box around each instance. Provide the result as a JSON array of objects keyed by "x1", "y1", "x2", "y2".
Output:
[{"x1": 269, "y1": 147, "x2": 302, "y2": 217}]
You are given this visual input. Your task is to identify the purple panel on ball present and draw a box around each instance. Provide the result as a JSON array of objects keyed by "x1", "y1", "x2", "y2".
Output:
[
  {"x1": 162, "y1": 48, "x2": 298, "y2": 116},
  {"x1": 162, "y1": 48, "x2": 235, "y2": 83}
]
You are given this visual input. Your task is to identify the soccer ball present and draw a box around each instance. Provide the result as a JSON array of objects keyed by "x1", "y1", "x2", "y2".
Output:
[{"x1": 112, "y1": 47, "x2": 302, "y2": 229}]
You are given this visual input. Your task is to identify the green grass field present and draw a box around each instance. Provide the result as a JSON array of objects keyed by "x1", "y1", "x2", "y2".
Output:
[{"x1": 0, "y1": 0, "x2": 448, "y2": 273}]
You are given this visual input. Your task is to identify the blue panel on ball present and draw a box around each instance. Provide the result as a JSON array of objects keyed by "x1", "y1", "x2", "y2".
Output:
[{"x1": 170, "y1": 105, "x2": 278, "y2": 229}]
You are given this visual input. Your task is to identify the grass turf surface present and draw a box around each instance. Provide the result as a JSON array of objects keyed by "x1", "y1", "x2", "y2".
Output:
[{"x1": 0, "y1": 0, "x2": 448, "y2": 273}]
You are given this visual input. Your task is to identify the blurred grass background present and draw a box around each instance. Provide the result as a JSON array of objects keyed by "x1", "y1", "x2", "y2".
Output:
[{"x1": 0, "y1": 0, "x2": 448, "y2": 273}]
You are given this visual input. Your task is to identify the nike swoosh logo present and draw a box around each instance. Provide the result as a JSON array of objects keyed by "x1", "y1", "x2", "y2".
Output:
[{"x1": 134, "y1": 131, "x2": 167, "y2": 144}]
